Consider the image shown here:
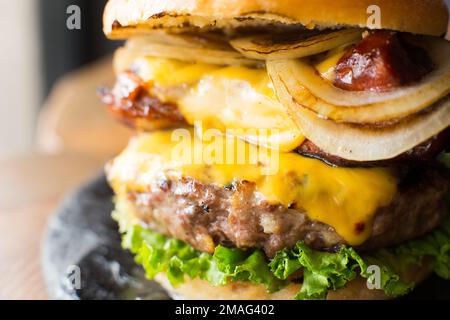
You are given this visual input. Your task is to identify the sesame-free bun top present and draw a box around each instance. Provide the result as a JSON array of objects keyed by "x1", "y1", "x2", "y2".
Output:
[{"x1": 104, "y1": 0, "x2": 449, "y2": 38}]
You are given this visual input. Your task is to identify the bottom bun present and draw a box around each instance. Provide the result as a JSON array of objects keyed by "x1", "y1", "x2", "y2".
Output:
[{"x1": 154, "y1": 260, "x2": 432, "y2": 300}]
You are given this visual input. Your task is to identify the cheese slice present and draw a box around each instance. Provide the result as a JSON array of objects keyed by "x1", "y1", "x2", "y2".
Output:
[
  {"x1": 114, "y1": 48, "x2": 305, "y2": 152},
  {"x1": 107, "y1": 130, "x2": 398, "y2": 246}
]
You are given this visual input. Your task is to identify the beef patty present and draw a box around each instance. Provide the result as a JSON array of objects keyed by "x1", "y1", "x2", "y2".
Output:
[{"x1": 120, "y1": 166, "x2": 449, "y2": 257}]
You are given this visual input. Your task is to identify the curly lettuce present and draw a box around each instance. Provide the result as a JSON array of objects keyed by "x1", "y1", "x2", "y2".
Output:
[
  {"x1": 115, "y1": 209, "x2": 450, "y2": 300},
  {"x1": 118, "y1": 217, "x2": 285, "y2": 292},
  {"x1": 269, "y1": 242, "x2": 414, "y2": 299}
]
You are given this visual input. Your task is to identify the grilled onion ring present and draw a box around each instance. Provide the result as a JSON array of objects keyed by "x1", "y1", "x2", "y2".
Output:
[
  {"x1": 125, "y1": 35, "x2": 261, "y2": 67},
  {"x1": 230, "y1": 29, "x2": 362, "y2": 60},
  {"x1": 125, "y1": 31, "x2": 230, "y2": 49},
  {"x1": 270, "y1": 68, "x2": 450, "y2": 161},
  {"x1": 267, "y1": 38, "x2": 450, "y2": 123}
]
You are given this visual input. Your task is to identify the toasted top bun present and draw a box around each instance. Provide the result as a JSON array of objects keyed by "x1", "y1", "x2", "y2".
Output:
[
  {"x1": 154, "y1": 258, "x2": 432, "y2": 300},
  {"x1": 104, "y1": 0, "x2": 449, "y2": 39}
]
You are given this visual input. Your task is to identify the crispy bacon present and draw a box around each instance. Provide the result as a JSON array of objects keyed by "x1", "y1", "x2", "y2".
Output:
[{"x1": 99, "y1": 71, "x2": 186, "y2": 129}]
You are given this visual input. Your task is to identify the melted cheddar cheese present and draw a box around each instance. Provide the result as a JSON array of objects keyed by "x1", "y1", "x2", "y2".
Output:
[
  {"x1": 107, "y1": 130, "x2": 398, "y2": 246},
  {"x1": 114, "y1": 48, "x2": 305, "y2": 151}
]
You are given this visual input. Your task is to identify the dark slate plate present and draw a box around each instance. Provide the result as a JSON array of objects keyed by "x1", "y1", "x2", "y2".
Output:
[
  {"x1": 42, "y1": 174, "x2": 450, "y2": 300},
  {"x1": 42, "y1": 174, "x2": 169, "y2": 300}
]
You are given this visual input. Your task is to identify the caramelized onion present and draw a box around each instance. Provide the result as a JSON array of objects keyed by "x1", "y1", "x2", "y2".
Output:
[
  {"x1": 125, "y1": 31, "x2": 230, "y2": 49},
  {"x1": 125, "y1": 35, "x2": 261, "y2": 67},
  {"x1": 270, "y1": 68, "x2": 450, "y2": 161},
  {"x1": 267, "y1": 38, "x2": 450, "y2": 123},
  {"x1": 230, "y1": 29, "x2": 362, "y2": 60}
]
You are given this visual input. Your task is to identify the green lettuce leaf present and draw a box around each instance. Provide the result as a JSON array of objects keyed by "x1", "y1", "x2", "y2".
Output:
[
  {"x1": 363, "y1": 251, "x2": 414, "y2": 297},
  {"x1": 394, "y1": 217, "x2": 450, "y2": 280},
  {"x1": 440, "y1": 153, "x2": 450, "y2": 169},
  {"x1": 120, "y1": 222, "x2": 286, "y2": 291},
  {"x1": 114, "y1": 198, "x2": 450, "y2": 300},
  {"x1": 270, "y1": 243, "x2": 361, "y2": 299},
  {"x1": 269, "y1": 242, "x2": 414, "y2": 299}
]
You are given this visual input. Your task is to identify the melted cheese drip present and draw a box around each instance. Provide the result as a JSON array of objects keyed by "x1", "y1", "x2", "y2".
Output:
[
  {"x1": 114, "y1": 49, "x2": 305, "y2": 151},
  {"x1": 108, "y1": 130, "x2": 398, "y2": 246}
]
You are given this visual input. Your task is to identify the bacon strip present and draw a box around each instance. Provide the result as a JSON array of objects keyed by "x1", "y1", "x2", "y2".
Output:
[{"x1": 99, "y1": 71, "x2": 186, "y2": 130}]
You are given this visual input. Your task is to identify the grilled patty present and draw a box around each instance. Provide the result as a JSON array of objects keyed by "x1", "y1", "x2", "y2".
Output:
[{"x1": 120, "y1": 166, "x2": 449, "y2": 257}]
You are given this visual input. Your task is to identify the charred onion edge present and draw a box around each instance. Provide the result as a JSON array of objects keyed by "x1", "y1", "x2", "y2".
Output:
[
  {"x1": 125, "y1": 35, "x2": 262, "y2": 67},
  {"x1": 270, "y1": 67, "x2": 450, "y2": 161},
  {"x1": 230, "y1": 29, "x2": 362, "y2": 60}
]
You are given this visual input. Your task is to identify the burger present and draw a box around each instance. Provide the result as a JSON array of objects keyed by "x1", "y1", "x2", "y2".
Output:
[{"x1": 100, "y1": 0, "x2": 450, "y2": 300}]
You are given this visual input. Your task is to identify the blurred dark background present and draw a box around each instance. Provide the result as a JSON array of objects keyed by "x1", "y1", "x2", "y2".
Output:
[{"x1": 39, "y1": 0, "x2": 121, "y2": 99}]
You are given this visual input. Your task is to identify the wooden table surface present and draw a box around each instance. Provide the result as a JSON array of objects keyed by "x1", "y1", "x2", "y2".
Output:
[
  {"x1": 0, "y1": 58, "x2": 131, "y2": 300},
  {"x1": 0, "y1": 153, "x2": 108, "y2": 300}
]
